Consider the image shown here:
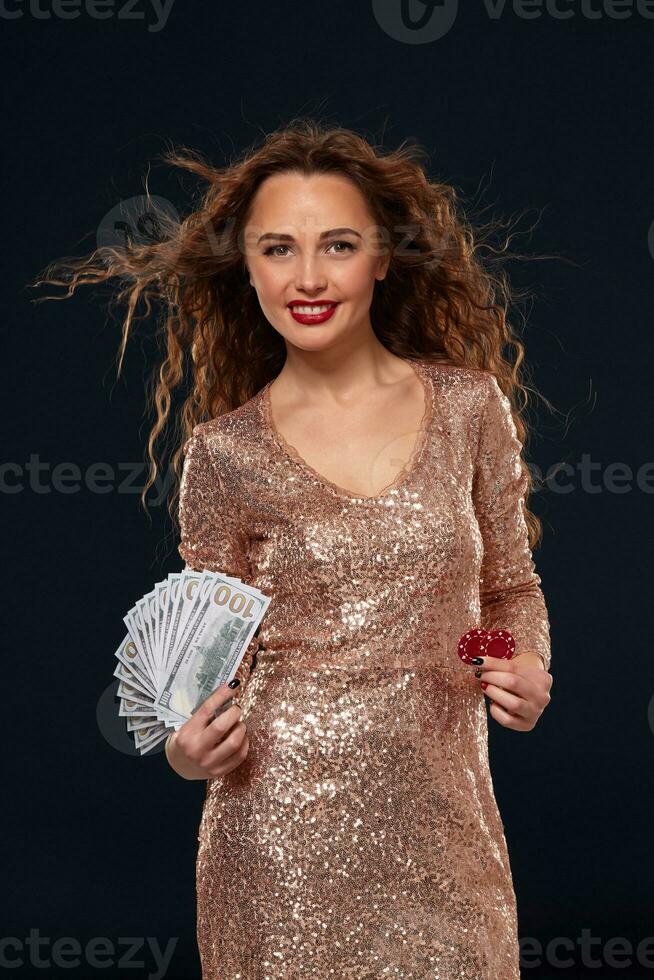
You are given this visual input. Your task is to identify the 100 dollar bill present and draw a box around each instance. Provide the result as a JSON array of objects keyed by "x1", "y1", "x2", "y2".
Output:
[{"x1": 155, "y1": 574, "x2": 270, "y2": 721}]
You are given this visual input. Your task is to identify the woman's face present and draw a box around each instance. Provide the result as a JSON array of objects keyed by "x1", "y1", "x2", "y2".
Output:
[{"x1": 243, "y1": 171, "x2": 390, "y2": 353}]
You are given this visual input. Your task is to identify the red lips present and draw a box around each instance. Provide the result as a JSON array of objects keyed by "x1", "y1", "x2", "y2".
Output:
[{"x1": 457, "y1": 627, "x2": 515, "y2": 664}]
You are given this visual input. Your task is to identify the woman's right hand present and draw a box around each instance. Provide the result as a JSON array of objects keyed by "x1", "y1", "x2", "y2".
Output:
[{"x1": 165, "y1": 682, "x2": 249, "y2": 781}]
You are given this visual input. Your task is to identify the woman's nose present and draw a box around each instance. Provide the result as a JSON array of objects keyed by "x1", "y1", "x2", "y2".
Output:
[{"x1": 294, "y1": 258, "x2": 328, "y2": 292}]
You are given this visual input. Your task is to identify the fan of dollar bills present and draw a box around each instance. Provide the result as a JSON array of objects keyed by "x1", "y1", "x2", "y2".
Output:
[{"x1": 113, "y1": 569, "x2": 271, "y2": 755}]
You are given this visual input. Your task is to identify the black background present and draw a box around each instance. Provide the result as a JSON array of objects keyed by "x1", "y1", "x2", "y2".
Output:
[{"x1": 3, "y1": 2, "x2": 653, "y2": 978}]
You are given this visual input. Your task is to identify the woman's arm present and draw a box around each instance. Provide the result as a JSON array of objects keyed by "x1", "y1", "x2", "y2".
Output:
[
  {"x1": 472, "y1": 373, "x2": 552, "y2": 673},
  {"x1": 177, "y1": 424, "x2": 251, "y2": 582},
  {"x1": 165, "y1": 423, "x2": 254, "y2": 778}
]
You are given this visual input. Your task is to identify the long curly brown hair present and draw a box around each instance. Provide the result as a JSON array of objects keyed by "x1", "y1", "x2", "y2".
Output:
[{"x1": 30, "y1": 116, "x2": 553, "y2": 549}]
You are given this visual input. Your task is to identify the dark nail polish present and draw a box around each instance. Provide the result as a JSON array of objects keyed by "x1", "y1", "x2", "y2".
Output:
[
  {"x1": 228, "y1": 678, "x2": 241, "y2": 689},
  {"x1": 470, "y1": 657, "x2": 484, "y2": 665},
  {"x1": 474, "y1": 668, "x2": 482, "y2": 678}
]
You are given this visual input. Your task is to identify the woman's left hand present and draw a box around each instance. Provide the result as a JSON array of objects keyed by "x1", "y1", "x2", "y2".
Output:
[{"x1": 474, "y1": 653, "x2": 552, "y2": 731}]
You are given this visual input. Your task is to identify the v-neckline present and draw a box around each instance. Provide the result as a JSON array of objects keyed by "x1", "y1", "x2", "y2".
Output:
[{"x1": 258, "y1": 357, "x2": 434, "y2": 502}]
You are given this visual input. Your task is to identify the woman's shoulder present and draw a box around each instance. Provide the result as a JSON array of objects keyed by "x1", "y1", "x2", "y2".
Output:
[
  {"x1": 187, "y1": 387, "x2": 266, "y2": 456},
  {"x1": 421, "y1": 357, "x2": 496, "y2": 401},
  {"x1": 420, "y1": 360, "x2": 504, "y2": 457}
]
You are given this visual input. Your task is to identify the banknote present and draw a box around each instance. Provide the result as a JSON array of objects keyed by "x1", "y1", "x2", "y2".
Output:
[{"x1": 114, "y1": 569, "x2": 270, "y2": 754}]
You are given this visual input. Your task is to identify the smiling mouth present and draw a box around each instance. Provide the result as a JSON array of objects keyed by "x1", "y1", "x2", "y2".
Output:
[{"x1": 288, "y1": 303, "x2": 338, "y2": 313}]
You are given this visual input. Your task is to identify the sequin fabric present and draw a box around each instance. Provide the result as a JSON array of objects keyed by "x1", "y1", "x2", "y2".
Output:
[{"x1": 177, "y1": 357, "x2": 552, "y2": 979}]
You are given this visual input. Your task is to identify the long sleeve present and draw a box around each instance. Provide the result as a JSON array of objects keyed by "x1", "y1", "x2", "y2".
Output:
[
  {"x1": 177, "y1": 424, "x2": 257, "y2": 689},
  {"x1": 472, "y1": 373, "x2": 551, "y2": 671},
  {"x1": 177, "y1": 424, "x2": 251, "y2": 582}
]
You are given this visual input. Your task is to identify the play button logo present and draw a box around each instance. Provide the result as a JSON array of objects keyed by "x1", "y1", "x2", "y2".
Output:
[{"x1": 372, "y1": 0, "x2": 459, "y2": 42}]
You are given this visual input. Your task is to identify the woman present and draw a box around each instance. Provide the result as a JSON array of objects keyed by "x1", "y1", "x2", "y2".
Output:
[{"x1": 34, "y1": 118, "x2": 553, "y2": 978}]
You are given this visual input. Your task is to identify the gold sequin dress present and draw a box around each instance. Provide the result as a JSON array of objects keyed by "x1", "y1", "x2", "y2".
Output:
[{"x1": 178, "y1": 357, "x2": 551, "y2": 980}]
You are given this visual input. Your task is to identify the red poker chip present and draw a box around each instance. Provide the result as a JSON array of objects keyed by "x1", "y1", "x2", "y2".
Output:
[
  {"x1": 457, "y1": 627, "x2": 515, "y2": 664},
  {"x1": 457, "y1": 628, "x2": 488, "y2": 664}
]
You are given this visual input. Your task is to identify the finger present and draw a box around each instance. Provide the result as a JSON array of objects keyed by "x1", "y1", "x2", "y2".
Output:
[
  {"x1": 486, "y1": 672, "x2": 550, "y2": 713},
  {"x1": 481, "y1": 673, "x2": 551, "y2": 716},
  {"x1": 476, "y1": 669, "x2": 530, "y2": 696},
  {"x1": 204, "y1": 719, "x2": 249, "y2": 770},
  {"x1": 205, "y1": 733, "x2": 250, "y2": 779},
  {"x1": 190, "y1": 681, "x2": 241, "y2": 731},
  {"x1": 197, "y1": 702, "x2": 244, "y2": 753},
  {"x1": 480, "y1": 682, "x2": 526, "y2": 718},
  {"x1": 213, "y1": 696, "x2": 235, "y2": 719},
  {"x1": 473, "y1": 657, "x2": 513, "y2": 672},
  {"x1": 488, "y1": 700, "x2": 531, "y2": 731}
]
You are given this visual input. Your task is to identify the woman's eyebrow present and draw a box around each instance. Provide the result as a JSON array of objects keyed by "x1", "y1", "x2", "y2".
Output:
[{"x1": 256, "y1": 227, "x2": 363, "y2": 245}]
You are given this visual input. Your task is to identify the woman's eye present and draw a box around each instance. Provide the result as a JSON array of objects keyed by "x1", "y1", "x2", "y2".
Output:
[
  {"x1": 327, "y1": 240, "x2": 355, "y2": 254},
  {"x1": 262, "y1": 241, "x2": 355, "y2": 257}
]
